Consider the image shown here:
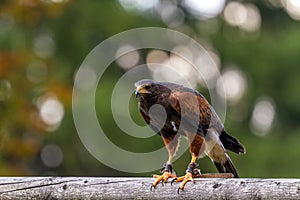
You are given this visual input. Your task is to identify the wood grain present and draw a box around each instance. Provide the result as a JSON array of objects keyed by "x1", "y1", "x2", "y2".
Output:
[{"x1": 0, "y1": 177, "x2": 299, "y2": 199}]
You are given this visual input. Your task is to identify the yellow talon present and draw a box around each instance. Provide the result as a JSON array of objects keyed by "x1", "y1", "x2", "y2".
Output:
[
  {"x1": 175, "y1": 156, "x2": 198, "y2": 193},
  {"x1": 151, "y1": 171, "x2": 177, "y2": 189},
  {"x1": 176, "y1": 172, "x2": 195, "y2": 193}
]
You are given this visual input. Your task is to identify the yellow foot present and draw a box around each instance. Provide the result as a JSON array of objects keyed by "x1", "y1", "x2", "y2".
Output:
[
  {"x1": 172, "y1": 172, "x2": 195, "y2": 194},
  {"x1": 150, "y1": 171, "x2": 177, "y2": 190}
]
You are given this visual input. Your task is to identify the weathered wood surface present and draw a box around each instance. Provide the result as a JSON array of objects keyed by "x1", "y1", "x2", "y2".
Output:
[{"x1": 0, "y1": 177, "x2": 299, "y2": 199}]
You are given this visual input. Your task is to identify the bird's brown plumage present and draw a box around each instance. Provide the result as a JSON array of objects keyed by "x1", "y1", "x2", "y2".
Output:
[{"x1": 135, "y1": 79, "x2": 245, "y2": 182}]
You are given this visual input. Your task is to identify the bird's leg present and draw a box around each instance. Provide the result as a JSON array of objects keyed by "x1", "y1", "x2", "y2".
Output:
[
  {"x1": 172, "y1": 155, "x2": 200, "y2": 193},
  {"x1": 150, "y1": 135, "x2": 180, "y2": 190},
  {"x1": 151, "y1": 157, "x2": 177, "y2": 190}
]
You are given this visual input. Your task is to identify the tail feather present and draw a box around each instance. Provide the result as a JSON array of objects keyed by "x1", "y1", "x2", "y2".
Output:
[
  {"x1": 220, "y1": 130, "x2": 246, "y2": 154},
  {"x1": 214, "y1": 154, "x2": 239, "y2": 178}
]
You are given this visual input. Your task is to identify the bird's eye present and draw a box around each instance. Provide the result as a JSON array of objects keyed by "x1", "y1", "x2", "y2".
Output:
[{"x1": 144, "y1": 85, "x2": 151, "y2": 90}]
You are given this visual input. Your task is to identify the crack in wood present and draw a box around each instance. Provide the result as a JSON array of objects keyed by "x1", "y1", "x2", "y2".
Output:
[
  {"x1": 0, "y1": 179, "x2": 77, "y2": 195},
  {"x1": 83, "y1": 179, "x2": 137, "y2": 187},
  {"x1": 0, "y1": 177, "x2": 299, "y2": 199},
  {"x1": 0, "y1": 178, "x2": 50, "y2": 186}
]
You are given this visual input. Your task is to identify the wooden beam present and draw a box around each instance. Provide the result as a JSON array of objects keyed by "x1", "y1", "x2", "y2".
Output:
[{"x1": 0, "y1": 177, "x2": 299, "y2": 199}]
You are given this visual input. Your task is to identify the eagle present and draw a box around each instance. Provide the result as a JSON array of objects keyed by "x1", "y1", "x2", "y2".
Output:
[{"x1": 135, "y1": 79, "x2": 245, "y2": 192}]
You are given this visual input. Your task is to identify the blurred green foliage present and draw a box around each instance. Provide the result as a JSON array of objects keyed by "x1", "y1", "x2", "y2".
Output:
[{"x1": 0, "y1": 0, "x2": 300, "y2": 178}]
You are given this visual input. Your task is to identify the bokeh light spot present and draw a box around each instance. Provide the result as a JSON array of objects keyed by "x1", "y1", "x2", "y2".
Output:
[
  {"x1": 39, "y1": 96, "x2": 64, "y2": 129},
  {"x1": 250, "y1": 98, "x2": 276, "y2": 136},
  {"x1": 184, "y1": 0, "x2": 226, "y2": 19},
  {"x1": 33, "y1": 33, "x2": 56, "y2": 58},
  {"x1": 241, "y1": 4, "x2": 262, "y2": 32},
  {"x1": 216, "y1": 68, "x2": 247, "y2": 103},
  {"x1": 116, "y1": 45, "x2": 140, "y2": 70},
  {"x1": 41, "y1": 144, "x2": 63, "y2": 168},
  {"x1": 224, "y1": 2, "x2": 247, "y2": 27},
  {"x1": 160, "y1": 4, "x2": 185, "y2": 28},
  {"x1": 118, "y1": 0, "x2": 158, "y2": 11},
  {"x1": 146, "y1": 50, "x2": 169, "y2": 65},
  {"x1": 282, "y1": 0, "x2": 300, "y2": 20},
  {"x1": 195, "y1": 50, "x2": 220, "y2": 88},
  {"x1": 149, "y1": 45, "x2": 199, "y2": 88},
  {"x1": 224, "y1": 2, "x2": 261, "y2": 32}
]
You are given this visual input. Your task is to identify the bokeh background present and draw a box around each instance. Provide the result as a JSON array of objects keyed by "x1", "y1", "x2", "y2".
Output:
[{"x1": 1, "y1": 0, "x2": 300, "y2": 178}]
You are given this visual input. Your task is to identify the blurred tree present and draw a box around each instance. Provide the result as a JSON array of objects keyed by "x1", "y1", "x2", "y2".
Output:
[{"x1": 0, "y1": 0, "x2": 300, "y2": 178}]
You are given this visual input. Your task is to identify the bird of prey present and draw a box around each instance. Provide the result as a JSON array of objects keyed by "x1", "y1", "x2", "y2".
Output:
[{"x1": 135, "y1": 79, "x2": 245, "y2": 192}]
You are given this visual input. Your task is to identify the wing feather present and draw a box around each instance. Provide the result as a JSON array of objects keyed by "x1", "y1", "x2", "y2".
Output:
[{"x1": 169, "y1": 87, "x2": 224, "y2": 136}]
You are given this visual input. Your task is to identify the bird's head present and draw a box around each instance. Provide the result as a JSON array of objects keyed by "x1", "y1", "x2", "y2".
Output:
[
  {"x1": 134, "y1": 79, "x2": 155, "y2": 97},
  {"x1": 134, "y1": 79, "x2": 174, "y2": 101}
]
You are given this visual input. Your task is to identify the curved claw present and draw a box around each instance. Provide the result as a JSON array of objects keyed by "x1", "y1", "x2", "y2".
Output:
[
  {"x1": 177, "y1": 187, "x2": 182, "y2": 194},
  {"x1": 150, "y1": 185, "x2": 155, "y2": 191},
  {"x1": 174, "y1": 172, "x2": 194, "y2": 193},
  {"x1": 150, "y1": 171, "x2": 177, "y2": 189},
  {"x1": 171, "y1": 178, "x2": 177, "y2": 186}
]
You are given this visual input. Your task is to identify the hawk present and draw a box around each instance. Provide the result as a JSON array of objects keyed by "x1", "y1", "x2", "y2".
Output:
[{"x1": 135, "y1": 79, "x2": 245, "y2": 192}]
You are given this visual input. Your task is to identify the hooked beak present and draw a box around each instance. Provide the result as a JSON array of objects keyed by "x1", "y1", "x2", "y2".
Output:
[
  {"x1": 135, "y1": 85, "x2": 151, "y2": 97},
  {"x1": 135, "y1": 90, "x2": 140, "y2": 97}
]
